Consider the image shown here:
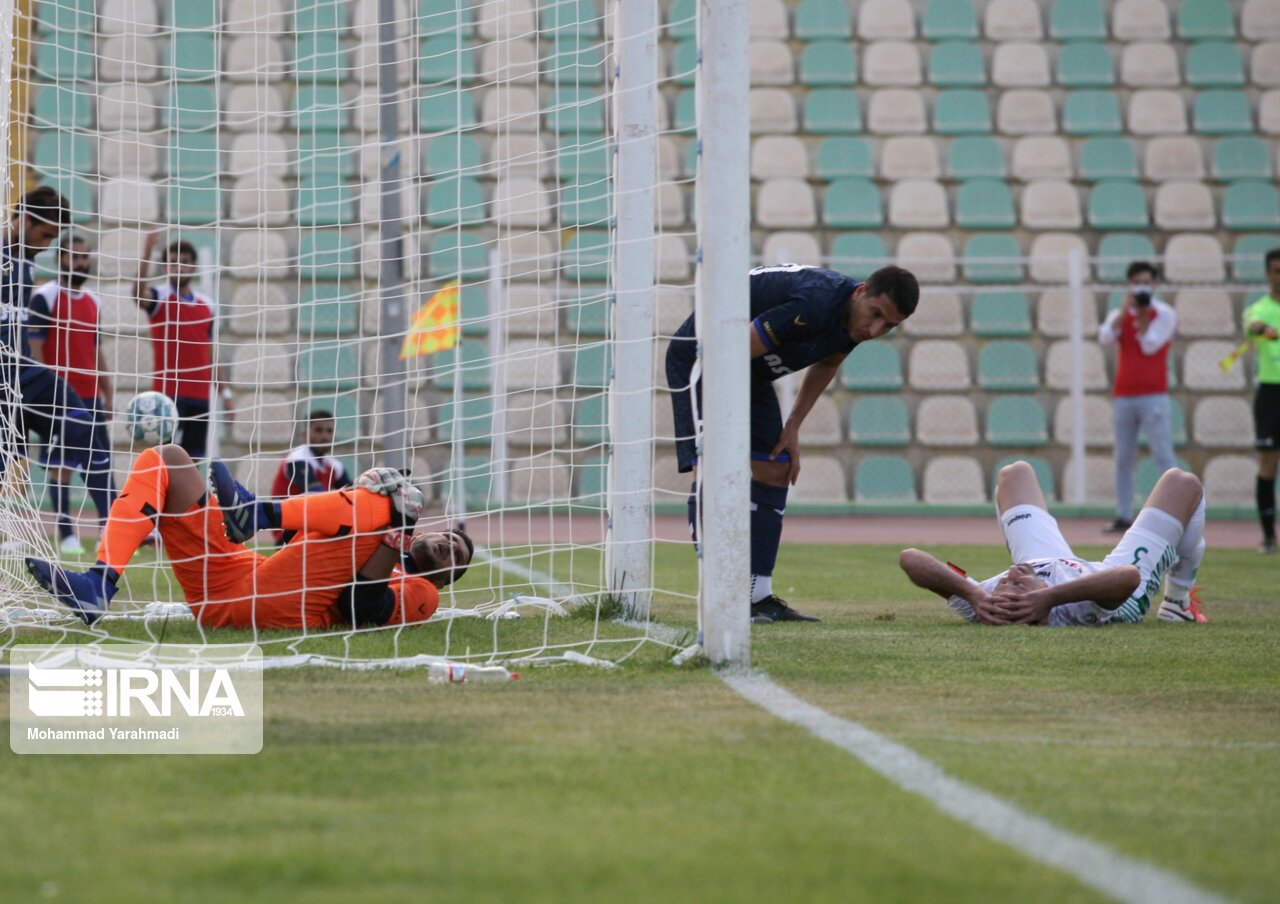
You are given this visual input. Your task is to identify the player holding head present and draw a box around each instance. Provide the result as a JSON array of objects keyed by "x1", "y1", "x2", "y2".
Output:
[
  {"x1": 899, "y1": 460, "x2": 1207, "y2": 626},
  {"x1": 26, "y1": 445, "x2": 473, "y2": 629},
  {"x1": 667, "y1": 263, "x2": 919, "y2": 623}
]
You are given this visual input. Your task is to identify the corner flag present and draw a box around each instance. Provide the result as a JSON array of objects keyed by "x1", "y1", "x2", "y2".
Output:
[{"x1": 400, "y1": 281, "x2": 460, "y2": 360}]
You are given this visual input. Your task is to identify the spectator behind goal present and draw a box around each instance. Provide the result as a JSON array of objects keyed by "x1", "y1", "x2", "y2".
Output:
[{"x1": 271, "y1": 410, "x2": 352, "y2": 544}]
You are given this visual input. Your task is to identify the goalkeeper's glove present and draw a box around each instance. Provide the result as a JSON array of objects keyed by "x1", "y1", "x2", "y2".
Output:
[
  {"x1": 355, "y1": 466, "x2": 410, "y2": 496},
  {"x1": 356, "y1": 467, "x2": 424, "y2": 528}
]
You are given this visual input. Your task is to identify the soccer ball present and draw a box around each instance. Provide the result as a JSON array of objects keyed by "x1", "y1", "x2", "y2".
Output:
[{"x1": 125, "y1": 391, "x2": 178, "y2": 445}]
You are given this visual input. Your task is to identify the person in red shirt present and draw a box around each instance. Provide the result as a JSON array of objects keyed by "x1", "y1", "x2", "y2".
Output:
[
  {"x1": 271, "y1": 409, "x2": 353, "y2": 544},
  {"x1": 26, "y1": 235, "x2": 116, "y2": 553},
  {"x1": 1097, "y1": 261, "x2": 1180, "y2": 533},
  {"x1": 132, "y1": 233, "x2": 234, "y2": 458}
]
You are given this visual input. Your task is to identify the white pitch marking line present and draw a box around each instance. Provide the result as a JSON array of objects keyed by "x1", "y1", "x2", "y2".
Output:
[{"x1": 721, "y1": 669, "x2": 1234, "y2": 904}]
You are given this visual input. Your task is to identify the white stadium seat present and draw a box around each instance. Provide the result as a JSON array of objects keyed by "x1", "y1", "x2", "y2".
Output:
[
  {"x1": 481, "y1": 87, "x2": 540, "y2": 133},
  {"x1": 1054, "y1": 396, "x2": 1114, "y2": 447},
  {"x1": 351, "y1": 0, "x2": 412, "y2": 38},
  {"x1": 752, "y1": 136, "x2": 810, "y2": 179},
  {"x1": 1203, "y1": 455, "x2": 1257, "y2": 505},
  {"x1": 984, "y1": 0, "x2": 1043, "y2": 40},
  {"x1": 864, "y1": 41, "x2": 923, "y2": 87},
  {"x1": 858, "y1": 0, "x2": 916, "y2": 39},
  {"x1": 223, "y1": 84, "x2": 288, "y2": 130},
  {"x1": 760, "y1": 231, "x2": 821, "y2": 266},
  {"x1": 491, "y1": 176, "x2": 552, "y2": 228},
  {"x1": 867, "y1": 89, "x2": 927, "y2": 134},
  {"x1": 1253, "y1": 43, "x2": 1280, "y2": 89},
  {"x1": 475, "y1": 0, "x2": 537, "y2": 40},
  {"x1": 479, "y1": 39, "x2": 540, "y2": 84},
  {"x1": 880, "y1": 137, "x2": 941, "y2": 180},
  {"x1": 888, "y1": 179, "x2": 949, "y2": 228},
  {"x1": 916, "y1": 396, "x2": 980, "y2": 446},
  {"x1": 896, "y1": 233, "x2": 957, "y2": 283},
  {"x1": 1260, "y1": 91, "x2": 1280, "y2": 135},
  {"x1": 99, "y1": 179, "x2": 159, "y2": 224},
  {"x1": 98, "y1": 131, "x2": 162, "y2": 179},
  {"x1": 224, "y1": 0, "x2": 290, "y2": 34},
  {"x1": 1029, "y1": 234, "x2": 1089, "y2": 283},
  {"x1": 227, "y1": 229, "x2": 293, "y2": 279},
  {"x1": 1046, "y1": 340, "x2": 1108, "y2": 390},
  {"x1": 901, "y1": 290, "x2": 963, "y2": 336},
  {"x1": 1183, "y1": 341, "x2": 1247, "y2": 391},
  {"x1": 507, "y1": 455, "x2": 572, "y2": 504},
  {"x1": 98, "y1": 36, "x2": 159, "y2": 82},
  {"x1": 1242, "y1": 0, "x2": 1280, "y2": 41},
  {"x1": 657, "y1": 183, "x2": 687, "y2": 226},
  {"x1": 1174, "y1": 290, "x2": 1235, "y2": 338},
  {"x1": 750, "y1": 88, "x2": 799, "y2": 133},
  {"x1": 1062, "y1": 455, "x2": 1114, "y2": 504},
  {"x1": 98, "y1": 85, "x2": 157, "y2": 131},
  {"x1": 227, "y1": 174, "x2": 292, "y2": 226},
  {"x1": 98, "y1": 0, "x2": 160, "y2": 36},
  {"x1": 1020, "y1": 181, "x2": 1083, "y2": 230},
  {"x1": 749, "y1": 0, "x2": 790, "y2": 39},
  {"x1": 1111, "y1": 0, "x2": 1171, "y2": 41},
  {"x1": 749, "y1": 40, "x2": 795, "y2": 85},
  {"x1": 505, "y1": 391, "x2": 570, "y2": 447},
  {"x1": 504, "y1": 340, "x2": 563, "y2": 391},
  {"x1": 997, "y1": 90, "x2": 1056, "y2": 135},
  {"x1": 756, "y1": 177, "x2": 817, "y2": 228},
  {"x1": 801, "y1": 397, "x2": 844, "y2": 446},
  {"x1": 227, "y1": 133, "x2": 293, "y2": 179},
  {"x1": 923, "y1": 456, "x2": 986, "y2": 503},
  {"x1": 1127, "y1": 90, "x2": 1187, "y2": 135},
  {"x1": 1120, "y1": 43, "x2": 1179, "y2": 87},
  {"x1": 792, "y1": 457, "x2": 849, "y2": 502},
  {"x1": 1143, "y1": 137, "x2": 1206, "y2": 181},
  {"x1": 1163, "y1": 234, "x2": 1226, "y2": 284},
  {"x1": 992, "y1": 43, "x2": 1051, "y2": 88},
  {"x1": 1012, "y1": 136, "x2": 1071, "y2": 181},
  {"x1": 224, "y1": 35, "x2": 291, "y2": 82},
  {"x1": 1193, "y1": 397, "x2": 1255, "y2": 448},
  {"x1": 1037, "y1": 288, "x2": 1099, "y2": 337},
  {"x1": 1154, "y1": 182, "x2": 1215, "y2": 230},
  {"x1": 909, "y1": 340, "x2": 971, "y2": 389}
]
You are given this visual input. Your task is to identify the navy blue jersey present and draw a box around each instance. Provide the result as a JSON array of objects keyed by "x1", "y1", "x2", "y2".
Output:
[
  {"x1": 0, "y1": 246, "x2": 36, "y2": 391},
  {"x1": 748, "y1": 265, "x2": 860, "y2": 382}
]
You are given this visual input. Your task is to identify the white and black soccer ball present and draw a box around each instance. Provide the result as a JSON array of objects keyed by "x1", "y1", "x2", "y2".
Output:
[{"x1": 125, "y1": 391, "x2": 178, "y2": 446}]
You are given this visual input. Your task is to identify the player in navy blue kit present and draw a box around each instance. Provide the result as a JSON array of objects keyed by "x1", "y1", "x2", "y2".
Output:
[{"x1": 667, "y1": 264, "x2": 919, "y2": 623}]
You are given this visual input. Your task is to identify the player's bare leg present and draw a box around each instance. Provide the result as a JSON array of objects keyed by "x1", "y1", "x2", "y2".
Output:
[{"x1": 995, "y1": 460, "x2": 1049, "y2": 516}]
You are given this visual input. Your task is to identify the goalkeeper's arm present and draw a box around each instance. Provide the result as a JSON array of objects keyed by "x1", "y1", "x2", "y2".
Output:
[{"x1": 333, "y1": 539, "x2": 402, "y2": 627}]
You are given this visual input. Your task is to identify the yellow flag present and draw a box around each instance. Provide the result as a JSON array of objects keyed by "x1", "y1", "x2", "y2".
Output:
[{"x1": 400, "y1": 281, "x2": 460, "y2": 360}]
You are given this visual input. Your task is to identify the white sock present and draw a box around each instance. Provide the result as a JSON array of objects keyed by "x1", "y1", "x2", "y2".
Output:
[
  {"x1": 750, "y1": 574, "x2": 772, "y2": 603},
  {"x1": 1167, "y1": 495, "x2": 1206, "y2": 595}
]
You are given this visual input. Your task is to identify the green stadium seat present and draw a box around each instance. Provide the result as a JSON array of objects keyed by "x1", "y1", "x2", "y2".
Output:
[
  {"x1": 433, "y1": 340, "x2": 491, "y2": 391},
  {"x1": 563, "y1": 229, "x2": 611, "y2": 281},
  {"x1": 1186, "y1": 42, "x2": 1245, "y2": 88},
  {"x1": 299, "y1": 131, "x2": 356, "y2": 179},
  {"x1": 295, "y1": 33, "x2": 347, "y2": 82},
  {"x1": 572, "y1": 342, "x2": 612, "y2": 389},
  {"x1": 419, "y1": 35, "x2": 478, "y2": 84},
  {"x1": 575, "y1": 454, "x2": 607, "y2": 505},
  {"x1": 1056, "y1": 42, "x2": 1114, "y2": 88},
  {"x1": 569, "y1": 291, "x2": 610, "y2": 336},
  {"x1": 922, "y1": 0, "x2": 978, "y2": 39},
  {"x1": 32, "y1": 84, "x2": 92, "y2": 130},
  {"x1": 419, "y1": 89, "x2": 478, "y2": 133},
  {"x1": 419, "y1": 0, "x2": 476, "y2": 38},
  {"x1": 170, "y1": 33, "x2": 217, "y2": 82},
  {"x1": 166, "y1": 132, "x2": 218, "y2": 181},
  {"x1": 840, "y1": 342, "x2": 903, "y2": 391},
  {"x1": 36, "y1": 0, "x2": 94, "y2": 34},
  {"x1": 424, "y1": 176, "x2": 486, "y2": 226},
  {"x1": 933, "y1": 89, "x2": 991, "y2": 134},
  {"x1": 547, "y1": 88, "x2": 606, "y2": 133},
  {"x1": 955, "y1": 179, "x2": 1014, "y2": 229},
  {"x1": 296, "y1": 342, "x2": 360, "y2": 391},
  {"x1": 436, "y1": 395, "x2": 495, "y2": 443},
  {"x1": 295, "y1": 86, "x2": 348, "y2": 132},
  {"x1": 854, "y1": 456, "x2": 917, "y2": 503},
  {"x1": 946, "y1": 137, "x2": 1005, "y2": 179},
  {"x1": 1194, "y1": 91, "x2": 1252, "y2": 135},
  {"x1": 426, "y1": 133, "x2": 483, "y2": 178},
  {"x1": 1212, "y1": 137, "x2": 1272, "y2": 182},
  {"x1": 1088, "y1": 179, "x2": 1149, "y2": 230},
  {"x1": 1049, "y1": 0, "x2": 1107, "y2": 40},
  {"x1": 547, "y1": 37, "x2": 605, "y2": 85},
  {"x1": 799, "y1": 41, "x2": 858, "y2": 87},
  {"x1": 298, "y1": 284, "x2": 361, "y2": 337},
  {"x1": 1097, "y1": 234, "x2": 1155, "y2": 282},
  {"x1": 848, "y1": 397, "x2": 910, "y2": 446},
  {"x1": 558, "y1": 176, "x2": 612, "y2": 226},
  {"x1": 670, "y1": 40, "x2": 697, "y2": 87},
  {"x1": 166, "y1": 181, "x2": 220, "y2": 226},
  {"x1": 978, "y1": 341, "x2": 1039, "y2": 391},
  {"x1": 804, "y1": 89, "x2": 862, "y2": 134},
  {"x1": 986, "y1": 396, "x2": 1048, "y2": 446},
  {"x1": 542, "y1": 0, "x2": 601, "y2": 36},
  {"x1": 1176, "y1": 0, "x2": 1235, "y2": 40},
  {"x1": 426, "y1": 231, "x2": 489, "y2": 280},
  {"x1": 1232, "y1": 236, "x2": 1280, "y2": 282},
  {"x1": 815, "y1": 137, "x2": 874, "y2": 179},
  {"x1": 458, "y1": 283, "x2": 489, "y2": 336},
  {"x1": 49, "y1": 175, "x2": 93, "y2": 223},
  {"x1": 993, "y1": 455, "x2": 1056, "y2": 500},
  {"x1": 962, "y1": 234, "x2": 1023, "y2": 283},
  {"x1": 828, "y1": 233, "x2": 888, "y2": 280},
  {"x1": 297, "y1": 173, "x2": 356, "y2": 227},
  {"x1": 822, "y1": 178, "x2": 882, "y2": 228},
  {"x1": 35, "y1": 31, "x2": 92, "y2": 80},
  {"x1": 294, "y1": 0, "x2": 345, "y2": 32},
  {"x1": 166, "y1": 0, "x2": 218, "y2": 29},
  {"x1": 298, "y1": 230, "x2": 358, "y2": 280},
  {"x1": 1062, "y1": 90, "x2": 1122, "y2": 135},
  {"x1": 1079, "y1": 137, "x2": 1138, "y2": 181},
  {"x1": 456, "y1": 456, "x2": 498, "y2": 509},
  {"x1": 1135, "y1": 457, "x2": 1193, "y2": 502},
  {"x1": 1223, "y1": 181, "x2": 1280, "y2": 231},
  {"x1": 970, "y1": 292, "x2": 1032, "y2": 336},
  {"x1": 32, "y1": 132, "x2": 92, "y2": 179},
  {"x1": 794, "y1": 0, "x2": 853, "y2": 39},
  {"x1": 674, "y1": 89, "x2": 696, "y2": 132},
  {"x1": 667, "y1": 0, "x2": 696, "y2": 39},
  {"x1": 572, "y1": 394, "x2": 608, "y2": 445},
  {"x1": 928, "y1": 43, "x2": 986, "y2": 87}
]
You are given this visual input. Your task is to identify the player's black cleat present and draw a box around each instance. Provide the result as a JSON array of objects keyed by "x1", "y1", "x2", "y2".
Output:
[
  {"x1": 209, "y1": 459, "x2": 262, "y2": 544},
  {"x1": 750, "y1": 594, "x2": 821, "y2": 623}
]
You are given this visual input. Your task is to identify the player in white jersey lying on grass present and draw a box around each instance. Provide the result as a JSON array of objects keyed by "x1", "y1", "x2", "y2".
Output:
[{"x1": 899, "y1": 460, "x2": 1207, "y2": 626}]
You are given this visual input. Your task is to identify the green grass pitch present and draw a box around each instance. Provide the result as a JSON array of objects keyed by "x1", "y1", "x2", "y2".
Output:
[{"x1": 1, "y1": 541, "x2": 1277, "y2": 903}]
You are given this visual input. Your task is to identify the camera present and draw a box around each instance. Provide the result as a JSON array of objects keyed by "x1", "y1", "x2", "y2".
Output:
[{"x1": 1131, "y1": 285, "x2": 1153, "y2": 308}]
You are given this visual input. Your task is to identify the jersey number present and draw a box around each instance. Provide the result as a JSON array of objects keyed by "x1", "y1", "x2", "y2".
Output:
[{"x1": 762, "y1": 353, "x2": 790, "y2": 376}]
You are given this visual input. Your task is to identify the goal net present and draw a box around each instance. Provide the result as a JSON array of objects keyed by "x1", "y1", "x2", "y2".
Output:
[{"x1": 1, "y1": 0, "x2": 697, "y2": 669}]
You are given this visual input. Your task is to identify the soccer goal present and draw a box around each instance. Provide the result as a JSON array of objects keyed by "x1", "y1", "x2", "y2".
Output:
[{"x1": 0, "y1": 0, "x2": 760, "y2": 669}]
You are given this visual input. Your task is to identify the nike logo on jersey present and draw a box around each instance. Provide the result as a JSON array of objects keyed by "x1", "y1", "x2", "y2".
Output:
[{"x1": 794, "y1": 316, "x2": 807, "y2": 326}]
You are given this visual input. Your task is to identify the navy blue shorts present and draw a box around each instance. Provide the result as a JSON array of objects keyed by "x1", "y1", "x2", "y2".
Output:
[
  {"x1": 666, "y1": 333, "x2": 786, "y2": 473},
  {"x1": 41, "y1": 396, "x2": 110, "y2": 469}
]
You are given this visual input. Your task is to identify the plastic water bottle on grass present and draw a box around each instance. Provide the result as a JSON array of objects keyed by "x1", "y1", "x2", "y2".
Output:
[{"x1": 428, "y1": 663, "x2": 518, "y2": 684}]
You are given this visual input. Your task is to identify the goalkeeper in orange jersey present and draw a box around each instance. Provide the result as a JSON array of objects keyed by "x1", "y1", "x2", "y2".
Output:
[{"x1": 25, "y1": 444, "x2": 474, "y2": 629}]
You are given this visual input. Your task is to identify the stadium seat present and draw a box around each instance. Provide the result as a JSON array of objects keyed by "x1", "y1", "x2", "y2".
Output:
[
  {"x1": 567, "y1": 291, "x2": 608, "y2": 338},
  {"x1": 992, "y1": 42, "x2": 1051, "y2": 88},
  {"x1": 1126, "y1": 90, "x2": 1187, "y2": 135},
  {"x1": 1178, "y1": 0, "x2": 1235, "y2": 39},
  {"x1": 296, "y1": 342, "x2": 360, "y2": 392},
  {"x1": 815, "y1": 137, "x2": 874, "y2": 179},
  {"x1": 895, "y1": 233, "x2": 956, "y2": 282},
  {"x1": 32, "y1": 132, "x2": 92, "y2": 180},
  {"x1": 493, "y1": 176, "x2": 553, "y2": 228},
  {"x1": 1011, "y1": 136, "x2": 1072, "y2": 180},
  {"x1": 562, "y1": 229, "x2": 610, "y2": 281},
  {"x1": 1243, "y1": 0, "x2": 1280, "y2": 40},
  {"x1": 916, "y1": 396, "x2": 980, "y2": 445},
  {"x1": 1174, "y1": 290, "x2": 1235, "y2": 338},
  {"x1": 298, "y1": 230, "x2": 359, "y2": 280},
  {"x1": 558, "y1": 176, "x2": 612, "y2": 227},
  {"x1": 438, "y1": 395, "x2": 496, "y2": 444},
  {"x1": 1223, "y1": 182, "x2": 1280, "y2": 231},
  {"x1": 829, "y1": 233, "x2": 889, "y2": 280},
  {"x1": 1262, "y1": 91, "x2": 1280, "y2": 135},
  {"x1": 761, "y1": 232, "x2": 821, "y2": 266},
  {"x1": 1053, "y1": 395, "x2": 1114, "y2": 446},
  {"x1": 922, "y1": 0, "x2": 977, "y2": 40},
  {"x1": 36, "y1": 0, "x2": 95, "y2": 33},
  {"x1": 570, "y1": 342, "x2": 610, "y2": 390},
  {"x1": 33, "y1": 84, "x2": 94, "y2": 130},
  {"x1": 794, "y1": 0, "x2": 853, "y2": 39},
  {"x1": 1056, "y1": 42, "x2": 1115, "y2": 87},
  {"x1": 901, "y1": 289, "x2": 963, "y2": 336},
  {"x1": 749, "y1": 41, "x2": 794, "y2": 86},
  {"x1": 1112, "y1": 0, "x2": 1170, "y2": 40},
  {"x1": 947, "y1": 136, "x2": 1005, "y2": 179},
  {"x1": 541, "y1": 0, "x2": 601, "y2": 36},
  {"x1": 419, "y1": 34, "x2": 478, "y2": 84},
  {"x1": 978, "y1": 341, "x2": 1039, "y2": 391},
  {"x1": 1096, "y1": 234, "x2": 1155, "y2": 282},
  {"x1": 1203, "y1": 455, "x2": 1256, "y2": 505},
  {"x1": 1120, "y1": 42, "x2": 1179, "y2": 88},
  {"x1": 1021, "y1": 180, "x2": 1083, "y2": 230},
  {"x1": 1183, "y1": 340, "x2": 1247, "y2": 391},
  {"x1": 1212, "y1": 137, "x2": 1273, "y2": 182},
  {"x1": 868, "y1": 89, "x2": 928, "y2": 134},
  {"x1": 1194, "y1": 91, "x2": 1252, "y2": 135},
  {"x1": 170, "y1": 32, "x2": 218, "y2": 82},
  {"x1": 1187, "y1": 42, "x2": 1245, "y2": 89},
  {"x1": 505, "y1": 391, "x2": 571, "y2": 450},
  {"x1": 908, "y1": 340, "x2": 970, "y2": 389},
  {"x1": 864, "y1": 41, "x2": 923, "y2": 87},
  {"x1": 1062, "y1": 90, "x2": 1123, "y2": 135},
  {"x1": 294, "y1": 85, "x2": 348, "y2": 132},
  {"x1": 99, "y1": 0, "x2": 160, "y2": 35},
  {"x1": 858, "y1": 0, "x2": 916, "y2": 39},
  {"x1": 547, "y1": 36, "x2": 605, "y2": 85},
  {"x1": 962, "y1": 233, "x2": 1023, "y2": 283},
  {"x1": 1079, "y1": 137, "x2": 1139, "y2": 181},
  {"x1": 928, "y1": 41, "x2": 986, "y2": 87},
  {"x1": 747, "y1": 88, "x2": 800, "y2": 133},
  {"x1": 802, "y1": 397, "x2": 844, "y2": 446},
  {"x1": 748, "y1": 0, "x2": 790, "y2": 38},
  {"x1": 1046, "y1": 340, "x2": 1108, "y2": 390},
  {"x1": 1193, "y1": 397, "x2": 1254, "y2": 448},
  {"x1": 800, "y1": 41, "x2": 858, "y2": 87},
  {"x1": 1255, "y1": 44, "x2": 1280, "y2": 88},
  {"x1": 1028, "y1": 233, "x2": 1088, "y2": 282},
  {"x1": 803, "y1": 88, "x2": 859, "y2": 134},
  {"x1": 666, "y1": 0, "x2": 696, "y2": 38},
  {"x1": 923, "y1": 456, "x2": 986, "y2": 504},
  {"x1": 1050, "y1": 0, "x2": 1107, "y2": 41},
  {"x1": 997, "y1": 89, "x2": 1056, "y2": 134},
  {"x1": 35, "y1": 31, "x2": 93, "y2": 81},
  {"x1": 418, "y1": 88, "x2": 477, "y2": 133},
  {"x1": 298, "y1": 284, "x2": 360, "y2": 338},
  {"x1": 792, "y1": 457, "x2": 850, "y2": 503},
  {"x1": 984, "y1": 0, "x2": 1043, "y2": 39},
  {"x1": 955, "y1": 180, "x2": 1015, "y2": 229},
  {"x1": 823, "y1": 178, "x2": 883, "y2": 228},
  {"x1": 1036, "y1": 287, "x2": 1099, "y2": 336},
  {"x1": 881, "y1": 138, "x2": 941, "y2": 180},
  {"x1": 971, "y1": 292, "x2": 1031, "y2": 337},
  {"x1": 227, "y1": 229, "x2": 292, "y2": 280},
  {"x1": 888, "y1": 180, "x2": 948, "y2": 227},
  {"x1": 546, "y1": 87, "x2": 607, "y2": 134},
  {"x1": 431, "y1": 339, "x2": 492, "y2": 392},
  {"x1": 1154, "y1": 182, "x2": 1216, "y2": 230},
  {"x1": 1232, "y1": 235, "x2": 1280, "y2": 282},
  {"x1": 504, "y1": 340, "x2": 565, "y2": 392},
  {"x1": 97, "y1": 178, "x2": 155, "y2": 224},
  {"x1": 933, "y1": 89, "x2": 992, "y2": 134},
  {"x1": 99, "y1": 34, "x2": 161, "y2": 82},
  {"x1": 673, "y1": 41, "x2": 702, "y2": 85},
  {"x1": 673, "y1": 89, "x2": 696, "y2": 133},
  {"x1": 841, "y1": 342, "x2": 904, "y2": 391},
  {"x1": 757, "y1": 178, "x2": 818, "y2": 228},
  {"x1": 1134, "y1": 456, "x2": 1193, "y2": 501},
  {"x1": 1163, "y1": 234, "x2": 1226, "y2": 283},
  {"x1": 1088, "y1": 179, "x2": 1149, "y2": 230},
  {"x1": 424, "y1": 176, "x2": 486, "y2": 227},
  {"x1": 1144, "y1": 136, "x2": 1205, "y2": 180},
  {"x1": 985, "y1": 396, "x2": 1048, "y2": 446},
  {"x1": 558, "y1": 138, "x2": 610, "y2": 183},
  {"x1": 854, "y1": 456, "x2": 917, "y2": 503}
]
